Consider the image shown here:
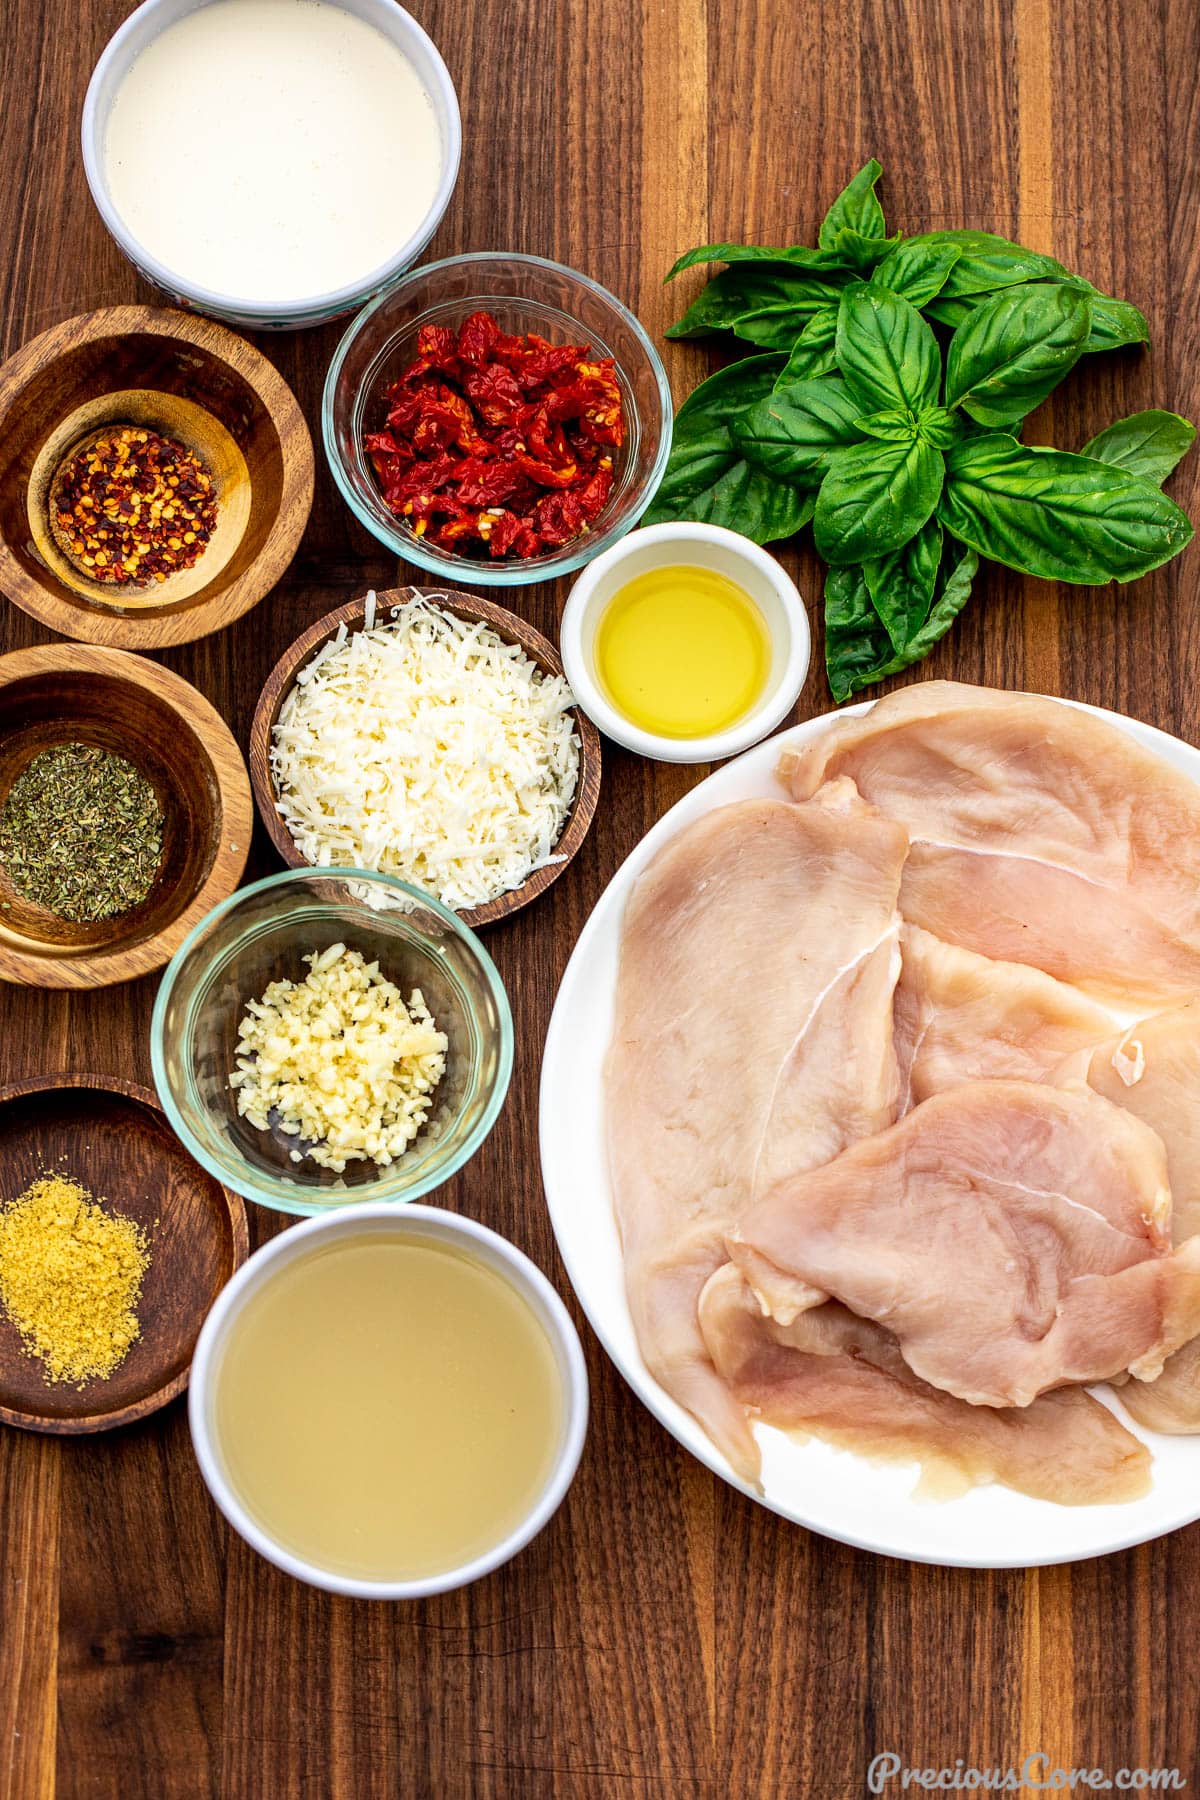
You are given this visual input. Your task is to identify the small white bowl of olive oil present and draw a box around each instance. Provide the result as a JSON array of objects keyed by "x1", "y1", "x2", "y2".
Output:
[
  {"x1": 189, "y1": 1204, "x2": 588, "y2": 1598},
  {"x1": 560, "y1": 522, "x2": 810, "y2": 764}
]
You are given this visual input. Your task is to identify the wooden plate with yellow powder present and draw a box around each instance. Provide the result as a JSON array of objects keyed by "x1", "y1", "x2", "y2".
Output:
[{"x1": 0, "y1": 1074, "x2": 247, "y2": 1432}]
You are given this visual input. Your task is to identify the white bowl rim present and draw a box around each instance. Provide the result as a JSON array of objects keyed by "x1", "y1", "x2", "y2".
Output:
[
  {"x1": 188, "y1": 1201, "x2": 590, "y2": 1598},
  {"x1": 560, "y1": 522, "x2": 812, "y2": 764},
  {"x1": 81, "y1": 0, "x2": 463, "y2": 320}
]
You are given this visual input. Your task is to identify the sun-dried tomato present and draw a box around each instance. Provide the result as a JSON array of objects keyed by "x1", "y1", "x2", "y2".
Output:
[
  {"x1": 576, "y1": 464, "x2": 615, "y2": 520},
  {"x1": 513, "y1": 450, "x2": 579, "y2": 490},
  {"x1": 416, "y1": 323, "x2": 462, "y2": 376},
  {"x1": 367, "y1": 309, "x2": 626, "y2": 560},
  {"x1": 463, "y1": 363, "x2": 523, "y2": 427},
  {"x1": 457, "y1": 310, "x2": 501, "y2": 367},
  {"x1": 454, "y1": 459, "x2": 528, "y2": 508},
  {"x1": 534, "y1": 491, "x2": 588, "y2": 546}
]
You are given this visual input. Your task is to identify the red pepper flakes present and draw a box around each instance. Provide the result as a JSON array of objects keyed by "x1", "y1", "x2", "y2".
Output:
[
  {"x1": 364, "y1": 310, "x2": 624, "y2": 560},
  {"x1": 52, "y1": 427, "x2": 218, "y2": 587}
]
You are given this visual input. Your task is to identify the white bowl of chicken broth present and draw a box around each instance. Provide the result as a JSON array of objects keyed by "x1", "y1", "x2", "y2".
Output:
[
  {"x1": 189, "y1": 1205, "x2": 588, "y2": 1596},
  {"x1": 82, "y1": 0, "x2": 461, "y2": 329}
]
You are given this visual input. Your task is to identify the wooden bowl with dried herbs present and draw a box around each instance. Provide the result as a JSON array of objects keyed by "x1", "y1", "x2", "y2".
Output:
[
  {"x1": 0, "y1": 644, "x2": 252, "y2": 989},
  {"x1": 0, "y1": 305, "x2": 313, "y2": 649},
  {"x1": 0, "y1": 1074, "x2": 247, "y2": 1433}
]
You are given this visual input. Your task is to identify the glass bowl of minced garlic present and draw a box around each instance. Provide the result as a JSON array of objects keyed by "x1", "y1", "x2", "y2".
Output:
[{"x1": 151, "y1": 867, "x2": 513, "y2": 1216}]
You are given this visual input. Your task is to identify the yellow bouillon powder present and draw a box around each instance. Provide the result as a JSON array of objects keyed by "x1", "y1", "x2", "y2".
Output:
[{"x1": 0, "y1": 1174, "x2": 151, "y2": 1384}]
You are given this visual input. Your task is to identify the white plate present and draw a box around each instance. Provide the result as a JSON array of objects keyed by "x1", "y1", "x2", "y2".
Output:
[{"x1": 539, "y1": 696, "x2": 1200, "y2": 1568}]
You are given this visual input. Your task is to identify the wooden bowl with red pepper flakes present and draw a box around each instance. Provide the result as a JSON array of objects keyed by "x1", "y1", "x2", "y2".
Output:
[{"x1": 0, "y1": 307, "x2": 313, "y2": 649}]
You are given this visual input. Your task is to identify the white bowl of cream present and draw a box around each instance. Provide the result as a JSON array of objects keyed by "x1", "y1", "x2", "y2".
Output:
[{"x1": 82, "y1": 0, "x2": 461, "y2": 330}]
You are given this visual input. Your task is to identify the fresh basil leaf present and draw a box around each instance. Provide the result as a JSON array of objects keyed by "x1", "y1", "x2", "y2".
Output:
[
  {"x1": 905, "y1": 230, "x2": 1068, "y2": 297},
  {"x1": 864, "y1": 518, "x2": 943, "y2": 652},
  {"x1": 1079, "y1": 410, "x2": 1197, "y2": 484},
  {"x1": 673, "y1": 354, "x2": 786, "y2": 430},
  {"x1": 939, "y1": 433, "x2": 1194, "y2": 583},
  {"x1": 944, "y1": 284, "x2": 1091, "y2": 425},
  {"x1": 828, "y1": 227, "x2": 903, "y2": 271},
  {"x1": 856, "y1": 408, "x2": 920, "y2": 442},
  {"x1": 644, "y1": 456, "x2": 815, "y2": 541},
  {"x1": 1039, "y1": 277, "x2": 1150, "y2": 353},
  {"x1": 924, "y1": 295, "x2": 975, "y2": 330},
  {"x1": 665, "y1": 242, "x2": 849, "y2": 281},
  {"x1": 916, "y1": 405, "x2": 963, "y2": 449},
  {"x1": 647, "y1": 356, "x2": 816, "y2": 540},
  {"x1": 818, "y1": 159, "x2": 887, "y2": 254},
  {"x1": 836, "y1": 287, "x2": 941, "y2": 414},
  {"x1": 1079, "y1": 291, "x2": 1150, "y2": 353},
  {"x1": 666, "y1": 267, "x2": 840, "y2": 341},
  {"x1": 928, "y1": 277, "x2": 1147, "y2": 357},
  {"x1": 644, "y1": 436, "x2": 815, "y2": 541},
  {"x1": 645, "y1": 425, "x2": 748, "y2": 512},
  {"x1": 824, "y1": 541, "x2": 978, "y2": 701},
  {"x1": 772, "y1": 306, "x2": 840, "y2": 389},
  {"x1": 814, "y1": 436, "x2": 945, "y2": 565},
  {"x1": 869, "y1": 239, "x2": 961, "y2": 307},
  {"x1": 732, "y1": 377, "x2": 866, "y2": 480},
  {"x1": 645, "y1": 356, "x2": 779, "y2": 519},
  {"x1": 824, "y1": 564, "x2": 892, "y2": 702}
]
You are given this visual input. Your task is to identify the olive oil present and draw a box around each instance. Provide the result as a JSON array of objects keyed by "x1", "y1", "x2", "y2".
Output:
[
  {"x1": 214, "y1": 1236, "x2": 564, "y2": 1581},
  {"x1": 595, "y1": 565, "x2": 771, "y2": 738}
]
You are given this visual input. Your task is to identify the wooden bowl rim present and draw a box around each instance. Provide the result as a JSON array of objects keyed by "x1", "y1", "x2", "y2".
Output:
[
  {"x1": 0, "y1": 305, "x2": 314, "y2": 649},
  {"x1": 0, "y1": 643, "x2": 253, "y2": 988},
  {"x1": 0, "y1": 1071, "x2": 249, "y2": 1434},
  {"x1": 249, "y1": 585, "x2": 602, "y2": 927}
]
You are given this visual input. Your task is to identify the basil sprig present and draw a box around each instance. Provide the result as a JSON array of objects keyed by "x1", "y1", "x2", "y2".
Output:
[{"x1": 646, "y1": 161, "x2": 1195, "y2": 700}]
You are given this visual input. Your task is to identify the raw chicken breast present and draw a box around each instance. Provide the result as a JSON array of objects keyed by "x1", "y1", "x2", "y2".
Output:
[
  {"x1": 1117, "y1": 1337, "x2": 1200, "y2": 1435},
  {"x1": 895, "y1": 925, "x2": 1113, "y2": 1106},
  {"x1": 1055, "y1": 1003, "x2": 1200, "y2": 1434},
  {"x1": 606, "y1": 781, "x2": 908, "y2": 1481},
  {"x1": 779, "y1": 681, "x2": 1200, "y2": 1007},
  {"x1": 728, "y1": 1080, "x2": 1200, "y2": 1409},
  {"x1": 697, "y1": 1264, "x2": 1151, "y2": 1504},
  {"x1": 1054, "y1": 1002, "x2": 1200, "y2": 1241}
]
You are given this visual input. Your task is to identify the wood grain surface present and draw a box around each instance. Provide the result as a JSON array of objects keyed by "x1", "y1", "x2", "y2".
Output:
[
  {"x1": 0, "y1": 0, "x2": 1197, "y2": 1795},
  {"x1": 247, "y1": 585, "x2": 603, "y2": 929}
]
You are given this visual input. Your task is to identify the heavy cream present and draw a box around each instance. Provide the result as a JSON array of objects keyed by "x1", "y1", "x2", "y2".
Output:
[{"x1": 104, "y1": 0, "x2": 444, "y2": 304}]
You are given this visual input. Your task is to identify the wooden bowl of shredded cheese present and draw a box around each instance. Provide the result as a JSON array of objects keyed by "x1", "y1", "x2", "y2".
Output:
[{"x1": 248, "y1": 587, "x2": 601, "y2": 927}]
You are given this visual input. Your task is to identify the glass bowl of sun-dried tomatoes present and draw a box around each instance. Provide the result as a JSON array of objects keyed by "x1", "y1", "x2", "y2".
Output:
[{"x1": 322, "y1": 252, "x2": 674, "y2": 585}]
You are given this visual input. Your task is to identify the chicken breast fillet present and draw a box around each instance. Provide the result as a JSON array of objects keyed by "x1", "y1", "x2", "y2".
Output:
[
  {"x1": 1054, "y1": 1003, "x2": 1200, "y2": 1434},
  {"x1": 779, "y1": 681, "x2": 1200, "y2": 1007},
  {"x1": 728, "y1": 1080, "x2": 1200, "y2": 1410},
  {"x1": 1054, "y1": 1002, "x2": 1200, "y2": 1242},
  {"x1": 697, "y1": 1264, "x2": 1151, "y2": 1505},
  {"x1": 895, "y1": 925, "x2": 1114, "y2": 1107},
  {"x1": 605, "y1": 780, "x2": 908, "y2": 1482}
]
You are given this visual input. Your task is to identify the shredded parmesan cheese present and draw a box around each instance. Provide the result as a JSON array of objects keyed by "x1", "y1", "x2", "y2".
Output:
[
  {"x1": 270, "y1": 595, "x2": 581, "y2": 911},
  {"x1": 229, "y1": 943, "x2": 448, "y2": 1172}
]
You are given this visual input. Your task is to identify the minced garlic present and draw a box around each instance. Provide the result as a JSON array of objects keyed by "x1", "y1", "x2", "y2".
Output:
[
  {"x1": 229, "y1": 942, "x2": 448, "y2": 1172},
  {"x1": 0, "y1": 1174, "x2": 150, "y2": 1385}
]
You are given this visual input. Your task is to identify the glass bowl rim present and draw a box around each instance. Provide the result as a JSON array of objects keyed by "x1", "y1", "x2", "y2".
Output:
[
  {"x1": 150, "y1": 864, "x2": 515, "y2": 1217},
  {"x1": 320, "y1": 249, "x2": 675, "y2": 586}
]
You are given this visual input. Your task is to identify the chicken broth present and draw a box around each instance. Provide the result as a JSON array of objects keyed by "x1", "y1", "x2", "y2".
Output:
[{"x1": 213, "y1": 1236, "x2": 564, "y2": 1581}]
